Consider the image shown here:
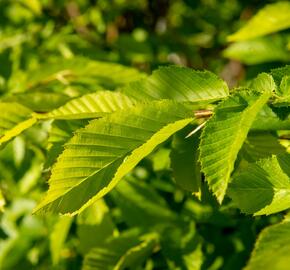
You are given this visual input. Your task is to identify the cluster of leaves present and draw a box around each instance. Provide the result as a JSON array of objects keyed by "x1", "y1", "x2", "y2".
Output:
[{"x1": 0, "y1": 1, "x2": 290, "y2": 270}]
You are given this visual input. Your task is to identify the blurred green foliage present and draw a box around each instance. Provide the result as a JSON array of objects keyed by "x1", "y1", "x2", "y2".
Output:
[{"x1": 0, "y1": 0, "x2": 289, "y2": 269}]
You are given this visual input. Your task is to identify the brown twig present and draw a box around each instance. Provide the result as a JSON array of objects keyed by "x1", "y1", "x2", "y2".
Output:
[{"x1": 194, "y1": 109, "x2": 213, "y2": 119}]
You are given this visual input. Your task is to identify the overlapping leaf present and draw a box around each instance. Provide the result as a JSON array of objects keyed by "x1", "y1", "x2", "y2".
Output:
[
  {"x1": 252, "y1": 105, "x2": 290, "y2": 130},
  {"x1": 241, "y1": 132, "x2": 286, "y2": 162},
  {"x1": 200, "y1": 90, "x2": 271, "y2": 202},
  {"x1": 34, "y1": 101, "x2": 195, "y2": 215},
  {"x1": 26, "y1": 57, "x2": 145, "y2": 90},
  {"x1": 122, "y1": 66, "x2": 229, "y2": 103},
  {"x1": 228, "y1": 154, "x2": 290, "y2": 215},
  {"x1": 45, "y1": 91, "x2": 136, "y2": 120}
]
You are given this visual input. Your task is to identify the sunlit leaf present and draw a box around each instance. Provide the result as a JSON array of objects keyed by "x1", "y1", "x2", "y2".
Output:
[
  {"x1": 228, "y1": 2, "x2": 290, "y2": 41},
  {"x1": 34, "y1": 101, "x2": 195, "y2": 215}
]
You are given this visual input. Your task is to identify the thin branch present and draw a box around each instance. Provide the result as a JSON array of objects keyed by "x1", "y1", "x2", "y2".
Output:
[
  {"x1": 185, "y1": 122, "x2": 206, "y2": 138},
  {"x1": 194, "y1": 109, "x2": 213, "y2": 119}
]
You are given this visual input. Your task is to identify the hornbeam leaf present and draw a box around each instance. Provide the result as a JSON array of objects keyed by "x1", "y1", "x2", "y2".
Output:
[
  {"x1": 0, "y1": 102, "x2": 37, "y2": 146},
  {"x1": 26, "y1": 57, "x2": 145, "y2": 90},
  {"x1": 244, "y1": 220, "x2": 290, "y2": 270},
  {"x1": 228, "y1": 2, "x2": 290, "y2": 41},
  {"x1": 43, "y1": 91, "x2": 136, "y2": 120},
  {"x1": 228, "y1": 154, "x2": 290, "y2": 215},
  {"x1": 200, "y1": 90, "x2": 271, "y2": 203},
  {"x1": 34, "y1": 101, "x2": 195, "y2": 215},
  {"x1": 122, "y1": 66, "x2": 229, "y2": 103}
]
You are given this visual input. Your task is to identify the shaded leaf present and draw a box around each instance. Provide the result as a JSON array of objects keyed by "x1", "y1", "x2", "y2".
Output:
[
  {"x1": 49, "y1": 216, "x2": 73, "y2": 265},
  {"x1": 111, "y1": 177, "x2": 176, "y2": 228},
  {"x1": 170, "y1": 126, "x2": 201, "y2": 193},
  {"x1": 241, "y1": 132, "x2": 286, "y2": 162},
  {"x1": 83, "y1": 230, "x2": 158, "y2": 270},
  {"x1": 228, "y1": 154, "x2": 290, "y2": 215},
  {"x1": 200, "y1": 90, "x2": 271, "y2": 202}
]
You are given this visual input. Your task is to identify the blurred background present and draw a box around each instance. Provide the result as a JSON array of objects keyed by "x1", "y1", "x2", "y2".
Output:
[{"x1": 0, "y1": 0, "x2": 289, "y2": 269}]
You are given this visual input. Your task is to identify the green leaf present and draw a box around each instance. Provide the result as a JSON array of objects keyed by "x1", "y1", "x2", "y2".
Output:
[
  {"x1": 111, "y1": 177, "x2": 176, "y2": 228},
  {"x1": 4, "y1": 91, "x2": 71, "y2": 112},
  {"x1": 0, "y1": 189, "x2": 5, "y2": 211},
  {"x1": 122, "y1": 66, "x2": 229, "y2": 103},
  {"x1": 223, "y1": 36, "x2": 290, "y2": 65},
  {"x1": 170, "y1": 126, "x2": 201, "y2": 193},
  {"x1": 200, "y1": 90, "x2": 271, "y2": 202},
  {"x1": 44, "y1": 91, "x2": 136, "y2": 120},
  {"x1": 49, "y1": 216, "x2": 73, "y2": 265},
  {"x1": 245, "y1": 220, "x2": 290, "y2": 270},
  {"x1": 114, "y1": 234, "x2": 158, "y2": 270},
  {"x1": 26, "y1": 57, "x2": 145, "y2": 91},
  {"x1": 34, "y1": 101, "x2": 195, "y2": 215},
  {"x1": 0, "y1": 102, "x2": 37, "y2": 146},
  {"x1": 275, "y1": 75, "x2": 290, "y2": 102},
  {"x1": 251, "y1": 73, "x2": 277, "y2": 93},
  {"x1": 77, "y1": 200, "x2": 115, "y2": 254},
  {"x1": 83, "y1": 230, "x2": 158, "y2": 270},
  {"x1": 241, "y1": 132, "x2": 286, "y2": 162},
  {"x1": 252, "y1": 105, "x2": 290, "y2": 130},
  {"x1": 271, "y1": 65, "x2": 290, "y2": 84},
  {"x1": 228, "y1": 154, "x2": 290, "y2": 215},
  {"x1": 228, "y1": 2, "x2": 290, "y2": 41},
  {"x1": 160, "y1": 223, "x2": 203, "y2": 270}
]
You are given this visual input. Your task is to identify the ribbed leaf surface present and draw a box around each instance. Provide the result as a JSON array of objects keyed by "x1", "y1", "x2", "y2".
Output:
[
  {"x1": 45, "y1": 91, "x2": 136, "y2": 119},
  {"x1": 228, "y1": 154, "x2": 290, "y2": 215},
  {"x1": 245, "y1": 221, "x2": 290, "y2": 270},
  {"x1": 122, "y1": 66, "x2": 229, "y2": 103},
  {"x1": 27, "y1": 57, "x2": 145, "y2": 90},
  {"x1": 34, "y1": 101, "x2": 195, "y2": 215},
  {"x1": 228, "y1": 2, "x2": 290, "y2": 41},
  {"x1": 200, "y1": 90, "x2": 271, "y2": 202},
  {"x1": 241, "y1": 132, "x2": 286, "y2": 162}
]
